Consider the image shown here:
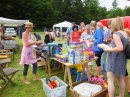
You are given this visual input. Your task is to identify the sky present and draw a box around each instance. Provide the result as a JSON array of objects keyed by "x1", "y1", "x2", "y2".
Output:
[{"x1": 99, "y1": 0, "x2": 130, "y2": 10}]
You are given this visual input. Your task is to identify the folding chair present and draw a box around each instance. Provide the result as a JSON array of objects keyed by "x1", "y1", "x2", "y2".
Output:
[{"x1": 0, "y1": 59, "x2": 19, "y2": 89}]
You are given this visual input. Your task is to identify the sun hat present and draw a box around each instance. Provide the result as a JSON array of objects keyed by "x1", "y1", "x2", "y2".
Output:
[{"x1": 25, "y1": 22, "x2": 34, "y2": 28}]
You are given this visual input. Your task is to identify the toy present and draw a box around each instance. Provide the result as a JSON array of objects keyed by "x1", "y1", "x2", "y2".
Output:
[
  {"x1": 46, "y1": 78, "x2": 57, "y2": 89},
  {"x1": 55, "y1": 80, "x2": 60, "y2": 87}
]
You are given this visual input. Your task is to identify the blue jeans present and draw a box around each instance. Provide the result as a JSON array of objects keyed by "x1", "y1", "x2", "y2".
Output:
[{"x1": 101, "y1": 52, "x2": 107, "y2": 72}]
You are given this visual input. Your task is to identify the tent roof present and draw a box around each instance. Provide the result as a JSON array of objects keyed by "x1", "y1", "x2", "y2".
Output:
[
  {"x1": 53, "y1": 21, "x2": 71, "y2": 28},
  {"x1": 0, "y1": 17, "x2": 29, "y2": 26}
]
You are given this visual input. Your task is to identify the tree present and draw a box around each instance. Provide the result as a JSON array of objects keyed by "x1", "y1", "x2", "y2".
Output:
[
  {"x1": 112, "y1": 0, "x2": 118, "y2": 9},
  {"x1": 83, "y1": 0, "x2": 103, "y2": 23},
  {"x1": 109, "y1": 8, "x2": 126, "y2": 18},
  {"x1": 124, "y1": 6, "x2": 130, "y2": 16}
]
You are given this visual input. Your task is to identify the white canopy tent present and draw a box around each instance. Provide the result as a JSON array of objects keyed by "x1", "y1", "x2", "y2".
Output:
[
  {"x1": 53, "y1": 21, "x2": 72, "y2": 32},
  {"x1": 0, "y1": 17, "x2": 29, "y2": 26}
]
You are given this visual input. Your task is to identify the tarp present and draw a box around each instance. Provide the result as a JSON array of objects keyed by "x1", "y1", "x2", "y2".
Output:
[
  {"x1": 53, "y1": 21, "x2": 71, "y2": 32},
  {"x1": 0, "y1": 17, "x2": 29, "y2": 26}
]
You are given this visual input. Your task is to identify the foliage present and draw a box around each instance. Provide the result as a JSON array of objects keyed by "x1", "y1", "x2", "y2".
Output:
[
  {"x1": 106, "y1": 8, "x2": 126, "y2": 18},
  {"x1": 124, "y1": 6, "x2": 130, "y2": 16},
  {"x1": 0, "y1": 0, "x2": 129, "y2": 28}
]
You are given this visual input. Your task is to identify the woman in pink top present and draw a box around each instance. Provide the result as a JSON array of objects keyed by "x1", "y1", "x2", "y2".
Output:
[
  {"x1": 71, "y1": 25, "x2": 80, "y2": 42},
  {"x1": 20, "y1": 22, "x2": 42, "y2": 84}
]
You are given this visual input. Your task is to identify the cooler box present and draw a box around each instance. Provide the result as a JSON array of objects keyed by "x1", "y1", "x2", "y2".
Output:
[{"x1": 41, "y1": 76, "x2": 68, "y2": 97}]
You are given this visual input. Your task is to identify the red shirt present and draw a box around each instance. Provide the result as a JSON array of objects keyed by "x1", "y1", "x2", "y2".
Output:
[{"x1": 71, "y1": 31, "x2": 80, "y2": 42}]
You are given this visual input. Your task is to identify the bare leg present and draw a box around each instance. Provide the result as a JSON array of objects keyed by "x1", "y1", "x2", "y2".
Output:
[
  {"x1": 33, "y1": 74, "x2": 40, "y2": 81},
  {"x1": 124, "y1": 76, "x2": 130, "y2": 92},
  {"x1": 24, "y1": 76, "x2": 30, "y2": 84},
  {"x1": 116, "y1": 76, "x2": 125, "y2": 97},
  {"x1": 107, "y1": 72, "x2": 115, "y2": 97}
]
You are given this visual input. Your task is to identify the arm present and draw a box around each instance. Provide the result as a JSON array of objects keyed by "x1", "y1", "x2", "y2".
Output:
[
  {"x1": 66, "y1": 28, "x2": 70, "y2": 40},
  {"x1": 104, "y1": 34, "x2": 123, "y2": 52},
  {"x1": 22, "y1": 33, "x2": 37, "y2": 47},
  {"x1": 70, "y1": 33, "x2": 72, "y2": 42},
  {"x1": 3, "y1": 35, "x2": 15, "y2": 40},
  {"x1": 49, "y1": 33, "x2": 52, "y2": 39},
  {"x1": 124, "y1": 28, "x2": 130, "y2": 36},
  {"x1": 80, "y1": 34, "x2": 84, "y2": 42}
]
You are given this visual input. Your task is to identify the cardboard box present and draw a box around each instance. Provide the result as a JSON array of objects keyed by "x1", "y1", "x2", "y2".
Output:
[
  {"x1": 70, "y1": 82, "x2": 108, "y2": 97},
  {"x1": 37, "y1": 58, "x2": 46, "y2": 67}
]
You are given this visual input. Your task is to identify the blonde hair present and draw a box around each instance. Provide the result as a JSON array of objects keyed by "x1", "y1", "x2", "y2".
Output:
[
  {"x1": 90, "y1": 21, "x2": 97, "y2": 27},
  {"x1": 111, "y1": 16, "x2": 124, "y2": 32}
]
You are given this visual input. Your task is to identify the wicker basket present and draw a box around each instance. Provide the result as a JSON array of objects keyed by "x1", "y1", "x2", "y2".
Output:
[{"x1": 70, "y1": 82, "x2": 108, "y2": 97}]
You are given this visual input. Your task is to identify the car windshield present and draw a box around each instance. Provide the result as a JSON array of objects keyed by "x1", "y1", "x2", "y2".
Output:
[{"x1": 6, "y1": 28, "x2": 15, "y2": 32}]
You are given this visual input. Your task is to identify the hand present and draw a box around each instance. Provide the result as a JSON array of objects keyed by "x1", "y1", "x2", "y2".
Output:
[
  {"x1": 89, "y1": 42, "x2": 94, "y2": 47},
  {"x1": 103, "y1": 47, "x2": 111, "y2": 52},
  {"x1": 103, "y1": 40, "x2": 107, "y2": 44},
  {"x1": 89, "y1": 39, "x2": 94, "y2": 42},
  {"x1": 11, "y1": 37, "x2": 15, "y2": 40},
  {"x1": 82, "y1": 40, "x2": 85, "y2": 43},
  {"x1": 37, "y1": 41, "x2": 43, "y2": 44}
]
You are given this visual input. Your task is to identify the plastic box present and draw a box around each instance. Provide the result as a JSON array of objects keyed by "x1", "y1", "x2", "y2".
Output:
[{"x1": 41, "y1": 76, "x2": 68, "y2": 97}]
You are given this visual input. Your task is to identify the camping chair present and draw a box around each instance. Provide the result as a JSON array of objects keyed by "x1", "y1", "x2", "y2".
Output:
[{"x1": 0, "y1": 58, "x2": 19, "y2": 89}]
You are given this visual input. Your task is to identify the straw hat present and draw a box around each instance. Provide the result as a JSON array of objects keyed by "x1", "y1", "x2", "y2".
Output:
[{"x1": 25, "y1": 22, "x2": 34, "y2": 28}]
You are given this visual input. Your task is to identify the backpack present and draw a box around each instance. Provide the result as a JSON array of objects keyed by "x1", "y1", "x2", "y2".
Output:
[
  {"x1": 125, "y1": 43, "x2": 130, "y2": 59},
  {"x1": 48, "y1": 45, "x2": 58, "y2": 57}
]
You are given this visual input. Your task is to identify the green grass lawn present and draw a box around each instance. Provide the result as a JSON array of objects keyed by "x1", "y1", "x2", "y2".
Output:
[{"x1": 1, "y1": 32, "x2": 130, "y2": 97}]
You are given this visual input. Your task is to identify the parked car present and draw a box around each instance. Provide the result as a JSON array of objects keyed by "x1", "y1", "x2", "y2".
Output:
[{"x1": 5, "y1": 28, "x2": 16, "y2": 37}]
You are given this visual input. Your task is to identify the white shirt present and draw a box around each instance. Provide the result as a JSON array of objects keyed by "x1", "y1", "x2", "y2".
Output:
[{"x1": 80, "y1": 31, "x2": 94, "y2": 41}]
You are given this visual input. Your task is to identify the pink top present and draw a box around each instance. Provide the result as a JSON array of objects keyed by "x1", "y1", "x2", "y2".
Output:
[{"x1": 20, "y1": 33, "x2": 37, "y2": 65}]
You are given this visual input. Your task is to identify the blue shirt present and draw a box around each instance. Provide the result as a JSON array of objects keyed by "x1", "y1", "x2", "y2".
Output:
[
  {"x1": 35, "y1": 33, "x2": 41, "y2": 40},
  {"x1": 94, "y1": 28, "x2": 104, "y2": 53},
  {"x1": 66, "y1": 27, "x2": 73, "y2": 38}
]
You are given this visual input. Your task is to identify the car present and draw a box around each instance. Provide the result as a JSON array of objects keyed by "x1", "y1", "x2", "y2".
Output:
[{"x1": 5, "y1": 28, "x2": 17, "y2": 37}]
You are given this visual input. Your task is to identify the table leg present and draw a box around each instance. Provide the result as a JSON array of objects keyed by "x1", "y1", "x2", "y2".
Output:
[
  {"x1": 45, "y1": 57, "x2": 48, "y2": 73},
  {"x1": 47, "y1": 57, "x2": 51, "y2": 77},
  {"x1": 64, "y1": 66, "x2": 67, "y2": 82},
  {"x1": 80, "y1": 63, "x2": 85, "y2": 81},
  {"x1": 66, "y1": 66, "x2": 73, "y2": 88},
  {"x1": 62, "y1": 64, "x2": 65, "y2": 72},
  {"x1": 84, "y1": 62, "x2": 90, "y2": 82}
]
